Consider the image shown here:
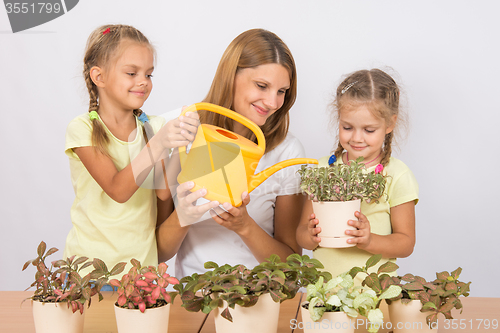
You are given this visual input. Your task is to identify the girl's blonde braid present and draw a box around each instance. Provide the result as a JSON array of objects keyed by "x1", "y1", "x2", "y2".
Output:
[
  {"x1": 380, "y1": 131, "x2": 393, "y2": 166},
  {"x1": 333, "y1": 142, "x2": 344, "y2": 165},
  {"x1": 133, "y1": 109, "x2": 154, "y2": 143},
  {"x1": 83, "y1": 63, "x2": 110, "y2": 157}
]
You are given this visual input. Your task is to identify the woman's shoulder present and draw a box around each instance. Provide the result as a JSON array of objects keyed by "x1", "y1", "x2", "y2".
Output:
[{"x1": 266, "y1": 132, "x2": 305, "y2": 159}]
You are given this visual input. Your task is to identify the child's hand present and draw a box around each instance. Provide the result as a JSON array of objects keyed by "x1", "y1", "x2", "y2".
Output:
[
  {"x1": 159, "y1": 111, "x2": 200, "y2": 149},
  {"x1": 307, "y1": 213, "x2": 322, "y2": 246},
  {"x1": 176, "y1": 181, "x2": 219, "y2": 227},
  {"x1": 346, "y1": 211, "x2": 371, "y2": 249}
]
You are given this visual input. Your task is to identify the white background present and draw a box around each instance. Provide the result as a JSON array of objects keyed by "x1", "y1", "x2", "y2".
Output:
[{"x1": 1, "y1": 0, "x2": 499, "y2": 297}]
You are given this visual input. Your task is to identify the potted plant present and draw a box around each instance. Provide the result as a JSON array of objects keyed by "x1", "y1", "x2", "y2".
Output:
[
  {"x1": 108, "y1": 259, "x2": 179, "y2": 333},
  {"x1": 22, "y1": 241, "x2": 125, "y2": 333},
  {"x1": 386, "y1": 268, "x2": 471, "y2": 332},
  {"x1": 175, "y1": 254, "x2": 330, "y2": 333},
  {"x1": 299, "y1": 254, "x2": 401, "y2": 333},
  {"x1": 298, "y1": 156, "x2": 387, "y2": 248}
]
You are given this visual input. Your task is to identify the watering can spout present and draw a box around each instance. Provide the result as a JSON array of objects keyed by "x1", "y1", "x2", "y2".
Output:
[{"x1": 248, "y1": 158, "x2": 318, "y2": 193}]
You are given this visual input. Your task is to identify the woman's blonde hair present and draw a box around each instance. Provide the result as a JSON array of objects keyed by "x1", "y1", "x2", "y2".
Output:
[
  {"x1": 333, "y1": 69, "x2": 402, "y2": 166},
  {"x1": 201, "y1": 28, "x2": 297, "y2": 153},
  {"x1": 83, "y1": 24, "x2": 155, "y2": 157}
]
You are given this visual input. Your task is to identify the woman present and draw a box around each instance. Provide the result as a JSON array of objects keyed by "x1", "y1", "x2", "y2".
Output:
[{"x1": 156, "y1": 29, "x2": 306, "y2": 277}]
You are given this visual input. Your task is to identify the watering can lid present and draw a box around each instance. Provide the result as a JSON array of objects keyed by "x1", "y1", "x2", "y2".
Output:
[{"x1": 200, "y1": 124, "x2": 265, "y2": 161}]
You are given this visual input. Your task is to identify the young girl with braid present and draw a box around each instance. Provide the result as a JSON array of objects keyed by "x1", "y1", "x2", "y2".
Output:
[
  {"x1": 63, "y1": 24, "x2": 198, "y2": 281},
  {"x1": 296, "y1": 68, "x2": 419, "y2": 279}
]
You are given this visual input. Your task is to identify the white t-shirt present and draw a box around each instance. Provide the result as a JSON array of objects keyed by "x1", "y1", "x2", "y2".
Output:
[{"x1": 175, "y1": 133, "x2": 306, "y2": 277}]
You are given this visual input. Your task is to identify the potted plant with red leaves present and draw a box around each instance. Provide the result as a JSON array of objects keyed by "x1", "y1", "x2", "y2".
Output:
[
  {"x1": 385, "y1": 268, "x2": 471, "y2": 332},
  {"x1": 109, "y1": 259, "x2": 179, "y2": 333},
  {"x1": 298, "y1": 156, "x2": 387, "y2": 248},
  {"x1": 174, "y1": 254, "x2": 330, "y2": 333},
  {"x1": 22, "y1": 241, "x2": 125, "y2": 333}
]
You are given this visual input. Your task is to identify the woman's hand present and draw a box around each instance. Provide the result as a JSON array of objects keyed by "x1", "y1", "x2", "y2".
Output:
[
  {"x1": 158, "y1": 111, "x2": 199, "y2": 149},
  {"x1": 176, "y1": 181, "x2": 219, "y2": 227},
  {"x1": 346, "y1": 211, "x2": 372, "y2": 249},
  {"x1": 209, "y1": 192, "x2": 253, "y2": 235}
]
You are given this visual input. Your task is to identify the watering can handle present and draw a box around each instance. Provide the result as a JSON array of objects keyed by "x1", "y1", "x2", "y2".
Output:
[{"x1": 179, "y1": 102, "x2": 266, "y2": 151}]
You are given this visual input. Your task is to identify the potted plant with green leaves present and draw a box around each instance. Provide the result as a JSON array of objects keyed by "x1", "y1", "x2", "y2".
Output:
[
  {"x1": 22, "y1": 241, "x2": 125, "y2": 333},
  {"x1": 346, "y1": 254, "x2": 403, "y2": 332},
  {"x1": 174, "y1": 254, "x2": 330, "y2": 333},
  {"x1": 109, "y1": 259, "x2": 179, "y2": 333},
  {"x1": 300, "y1": 254, "x2": 401, "y2": 333},
  {"x1": 386, "y1": 268, "x2": 471, "y2": 332},
  {"x1": 298, "y1": 156, "x2": 387, "y2": 248}
]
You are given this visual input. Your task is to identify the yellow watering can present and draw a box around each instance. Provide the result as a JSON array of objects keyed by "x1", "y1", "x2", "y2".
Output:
[{"x1": 177, "y1": 103, "x2": 318, "y2": 207}]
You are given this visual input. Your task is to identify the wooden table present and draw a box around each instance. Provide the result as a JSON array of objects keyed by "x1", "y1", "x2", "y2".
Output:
[{"x1": 0, "y1": 291, "x2": 498, "y2": 332}]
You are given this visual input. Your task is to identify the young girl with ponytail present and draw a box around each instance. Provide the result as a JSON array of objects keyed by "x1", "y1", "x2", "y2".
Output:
[
  {"x1": 63, "y1": 24, "x2": 198, "y2": 279},
  {"x1": 296, "y1": 68, "x2": 419, "y2": 280}
]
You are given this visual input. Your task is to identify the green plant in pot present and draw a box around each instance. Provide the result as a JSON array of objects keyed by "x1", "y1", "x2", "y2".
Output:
[
  {"x1": 300, "y1": 254, "x2": 401, "y2": 333},
  {"x1": 22, "y1": 241, "x2": 125, "y2": 333},
  {"x1": 386, "y1": 268, "x2": 471, "y2": 327},
  {"x1": 303, "y1": 271, "x2": 396, "y2": 333},
  {"x1": 109, "y1": 259, "x2": 179, "y2": 333},
  {"x1": 174, "y1": 254, "x2": 330, "y2": 333},
  {"x1": 298, "y1": 156, "x2": 388, "y2": 248}
]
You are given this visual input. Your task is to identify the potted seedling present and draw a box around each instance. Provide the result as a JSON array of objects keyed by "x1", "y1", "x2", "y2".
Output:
[
  {"x1": 108, "y1": 259, "x2": 179, "y2": 333},
  {"x1": 175, "y1": 254, "x2": 330, "y2": 333},
  {"x1": 299, "y1": 254, "x2": 401, "y2": 333},
  {"x1": 301, "y1": 272, "x2": 395, "y2": 333},
  {"x1": 22, "y1": 241, "x2": 125, "y2": 333},
  {"x1": 346, "y1": 254, "x2": 403, "y2": 332},
  {"x1": 298, "y1": 156, "x2": 387, "y2": 248},
  {"x1": 386, "y1": 268, "x2": 471, "y2": 332}
]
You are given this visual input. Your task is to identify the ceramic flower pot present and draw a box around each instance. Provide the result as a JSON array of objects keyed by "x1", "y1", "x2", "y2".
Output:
[
  {"x1": 114, "y1": 303, "x2": 171, "y2": 333},
  {"x1": 32, "y1": 300, "x2": 85, "y2": 333},
  {"x1": 312, "y1": 199, "x2": 360, "y2": 248},
  {"x1": 300, "y1": 302, "x2": 355, "y2": 333},
  {"x1": 388, "y1": 300, "x2": 436, "y2": 332},
  {"x1": 213, "y1": 293, "x2": 280, "y2": 333}
]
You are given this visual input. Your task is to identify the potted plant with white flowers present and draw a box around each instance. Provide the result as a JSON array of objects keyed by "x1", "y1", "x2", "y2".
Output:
[{"x1": 297, "y1": 156, "x2": 387, "y2": 248}]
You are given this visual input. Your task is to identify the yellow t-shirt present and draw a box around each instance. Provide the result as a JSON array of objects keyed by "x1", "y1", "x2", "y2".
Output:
[
  {"x1": 312, "y1": 156, "x2": 419, "y2": 282},
  {"x1": 63, "y1": 113, "x2": 165, "y2": 278}
]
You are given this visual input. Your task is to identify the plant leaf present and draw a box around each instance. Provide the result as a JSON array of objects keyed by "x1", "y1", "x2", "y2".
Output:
[
  {"x1": 221, "y1": 307, "x2": 233, "y2": 322},
  {"x1": 110, "y1": 262, "x2": 127, "y2": 276},
  {"x1": 366, "y1": 254, "x2": 382, "y2": 269},
  {"x1": 37, "y1": 241, "x2": 46, "y2": 258},
  {"x1": 377, "y1": 261, "x2": 399, "y2": 274}
]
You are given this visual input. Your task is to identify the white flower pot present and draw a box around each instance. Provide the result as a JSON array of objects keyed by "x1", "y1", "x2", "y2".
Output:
[
  {"x1": 300, "y1": 302, "x2": 355, "y2": 333},
  {"x1": 388, "y1": 300, "x2": 436, "y2": 332},
  {"x1": 114, "y1": 303, "x2": 171, "y2": 333},
  {"x1": 32, "y1": 300, "x2": 85, "y2": 333},
  {"x1": 312, "y1": 199, "x2": 359, "y2": 248},
  {"x1": 213, "y1": 293, "x2": 280, "y2": 333}
]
